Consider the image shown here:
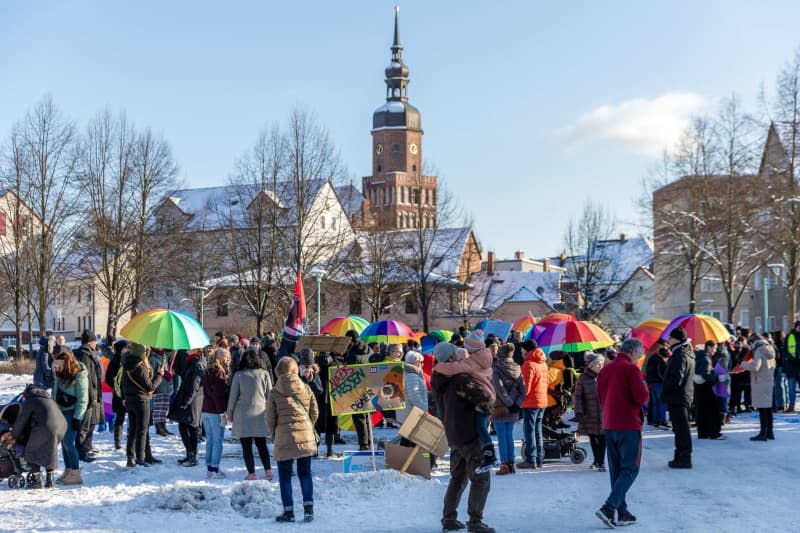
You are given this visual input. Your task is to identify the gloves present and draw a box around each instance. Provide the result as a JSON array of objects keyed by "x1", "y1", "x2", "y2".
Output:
[
  {"x1": 717, "y1": 374, "x2": 729, "y2": 383},
  {"x1": 508, "y1": 404, "x2": 520, "y2": 414},
  {"x1": 219, "y1": 414, "x2": 228, "y2": 427},
  {"x1": 71, "y1": 418, "x2": 82, "y2": 431},
  {"x1": 693, "y1": 375, "x2": 706, "y2": 385}
]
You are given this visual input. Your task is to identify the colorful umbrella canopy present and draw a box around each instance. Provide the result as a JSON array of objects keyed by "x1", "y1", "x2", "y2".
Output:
[
  {"x1": 420, "y1": 330, "x2": 454, "y2": 355},
  {"x1": 535, "y1": 320, "x2": 614, "y2": 354},
  {"x1": 659, "y1": 313, "x2": 730, "y2": 345},
  {"x1": 360, "y1": 319, "x2": 416, "y2": 344},
  {"x1": 512, "y1": 315, "x2": 538, "y2": 335},
  {"x1": 120, "y1": 309, "x2": 211, "y2": 350},
  {"x1": 626, "y1": 318, "x2": 670, "y2": 352},
  {"x1": 526, "y1": 313, "x2": 574, "y2": 341},
  {"x1": 320, "y1": 315, "x2": 369, "y2": 337}
]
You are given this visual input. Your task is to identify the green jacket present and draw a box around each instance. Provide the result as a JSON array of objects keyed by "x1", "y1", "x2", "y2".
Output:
[{"x1": 52, "y1": 362, "x2": 90, "y2": 421}]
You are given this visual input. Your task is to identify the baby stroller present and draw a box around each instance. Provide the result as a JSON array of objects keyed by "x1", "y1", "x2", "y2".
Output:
[
  {"x1": 542, "y1": 424, "x2": 587, "y2": 464},
  {"x1": 0, "y1": 401, "x2": 31, "y2": 489}
]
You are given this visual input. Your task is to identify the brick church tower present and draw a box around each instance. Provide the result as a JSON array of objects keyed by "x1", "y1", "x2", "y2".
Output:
[{"x1": 361, "y1": 7, "x2": 437, "y2": 230}]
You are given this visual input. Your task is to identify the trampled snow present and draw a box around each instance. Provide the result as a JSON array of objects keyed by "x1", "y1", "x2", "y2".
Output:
[{"x1": 1, "y1": 376, "x2": 797, "y2": 532}]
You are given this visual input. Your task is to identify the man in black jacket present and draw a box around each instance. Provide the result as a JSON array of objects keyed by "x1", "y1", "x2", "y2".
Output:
[
  {"x1": 431, "y1": 342, "x2": 493, "y2": 533},
  {"x1": 75, "y1": 330, "x2": 103, "y2": 462},
  {"x1": 661, "y1": 327, "x2": 695, "y2": 469},
  {"x1": 344, "y1": 332, "x2": 373, "y2": 450}
]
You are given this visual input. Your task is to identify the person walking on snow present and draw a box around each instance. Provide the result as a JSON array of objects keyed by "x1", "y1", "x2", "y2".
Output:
[
  {"x1": 661, "y1": 327, "x2": 695, "y2": 469},
  {"x1": 595, "y1": 338, "x2": 650, "y2": 529}
]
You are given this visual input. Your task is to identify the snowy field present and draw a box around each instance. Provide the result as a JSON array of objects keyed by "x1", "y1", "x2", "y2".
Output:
[{"x1": 1, "y1": 373, "x2": 798, "y2": 533}]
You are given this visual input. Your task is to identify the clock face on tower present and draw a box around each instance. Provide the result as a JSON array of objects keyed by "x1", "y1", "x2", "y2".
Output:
[
  {"x1": 375, "y1": 143, "x2": 384, "y2": 155},
  {"x1": 409, "y1": 143, "x2": 418, "y2": 155}
]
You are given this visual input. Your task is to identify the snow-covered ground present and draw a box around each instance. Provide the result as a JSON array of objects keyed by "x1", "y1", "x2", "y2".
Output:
[{"x1": 1, "y1": 373, "x2": 797, "y2": 532}]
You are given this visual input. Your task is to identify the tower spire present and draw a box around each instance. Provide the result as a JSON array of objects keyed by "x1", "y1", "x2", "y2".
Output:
[
  {"x1": 385, "y1": 5, "x2": 409, "y2": 102},
  {"x1": 393, "y1": 5, "x2": 401, "y2": 50}
]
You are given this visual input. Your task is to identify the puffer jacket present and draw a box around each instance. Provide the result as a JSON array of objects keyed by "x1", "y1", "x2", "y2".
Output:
[
  {"x1": 573, "y1": 369, "x2": 602, "y2": 435},
  {"x1": 491, "y1": 354, "x2": 525, "y2": 423},
  {"x1": 52, "y1": 363, "x2": 90, "y2": 422},
  {"x1": 741, "y1": 339, "x2": 776, "y2": 409},
  {"x1": 661, "y1": 341, "x2": 695, "y2": 407},
  {"x1": 521, "y1": 348, "x2": 549, "y2": 408},
  {"x1": 397, "y1": 365, "x2": 428, "y2": 424},
  {"x1": 266, "y1": 372, "x2": 319, "y2": 461},
  {"x1": 433, "y1": 347, "x2": 495, "y2": 403}
]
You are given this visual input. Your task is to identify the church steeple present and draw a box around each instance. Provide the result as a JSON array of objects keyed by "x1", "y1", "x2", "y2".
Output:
[{"x1": 385, "y1": 6, "x2": 410, "y2": 102}]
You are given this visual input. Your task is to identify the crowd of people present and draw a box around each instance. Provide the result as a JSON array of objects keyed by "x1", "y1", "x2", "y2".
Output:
[{"x1": 2, "y1": 320, "x2": 798, "y2": 532}]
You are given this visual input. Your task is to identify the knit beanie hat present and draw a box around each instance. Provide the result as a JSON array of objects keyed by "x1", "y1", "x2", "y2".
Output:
[
  {"x1": 669, "y1": 327, "x2": 687, "y2": 343},
  {"x1": 588, "y1": 354, "x2": 606, "y2": 373},
  {"x1": 298, "y1": 348, "x2": 315, "y2": 366},
  {"x1": 464, "y1": 329, "x2": 485, "y2": 353},
  {"x1": 130, "y1": 343, "x2": 147, "y2": 360},
  {"x1": 433, "y1": 342, "x2": 456, "y2": 363},
  {"x1": 81, "y1": 329, "x2": 96, "y2": 344},
  {"x1": 404, "y1": 351, "x2": 423, "y2": 364}
]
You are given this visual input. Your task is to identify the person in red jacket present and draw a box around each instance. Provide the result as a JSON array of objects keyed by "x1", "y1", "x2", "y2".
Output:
[
  {"x1": 595, "y1": 338, "x2": 649, "y2": 529},
  {"x1": 518, "y1": 341, "x2": 549, "y2": 469}
]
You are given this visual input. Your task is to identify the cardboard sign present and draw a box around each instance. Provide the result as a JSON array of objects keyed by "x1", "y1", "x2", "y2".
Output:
[
  {"x1": 385, "y1": 442, "x2": 431, "y2": 479},
  {"x1": 342, "y1": 450, "x2": 385, "y2": 473},
  {"x1": 482, "y1": 320, "x2": 512, "y2": 342},
  {"x1": 398, "y1": 406, "x2": 448, "y2": 458},
  {"x1": 328, "y1": 363, "x2": 406, "y2": 416},
  {"x1": 295, "y1": 335, "x2": 351, "y2": 354}
]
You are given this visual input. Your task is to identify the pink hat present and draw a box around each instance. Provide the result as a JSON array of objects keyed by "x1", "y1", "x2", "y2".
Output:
[{"x1": 464, "y1": 329, "x2": 485, "y2": 353}]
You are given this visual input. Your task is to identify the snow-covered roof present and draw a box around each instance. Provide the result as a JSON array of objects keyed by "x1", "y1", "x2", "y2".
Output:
[
  {"x1": 466, "y1": 271, "x2": 561, "y2": 313},
  {"x1": 558, "y1": 235, "x2": 653, "y2": 286},
  {"x1": 374, "y1": 101, "x2": 407, "y2": 114},
  {"x1": 334, "y1": 184, "x2": 364, "y2": 217}
]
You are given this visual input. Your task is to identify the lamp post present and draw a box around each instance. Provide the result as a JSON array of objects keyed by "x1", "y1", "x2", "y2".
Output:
[
  {"x1": 308, "y1": 267, "x2": 327, "y2": 334},
  {"x1": 188, "y1": 284, "x2": 209, "y2": 328},
  {"x1": 763, "y1": 264, "x2": 785, "y2": 334}
]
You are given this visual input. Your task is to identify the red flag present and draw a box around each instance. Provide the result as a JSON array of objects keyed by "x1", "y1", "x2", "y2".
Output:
[{"x1": 278, "y1": 271, "x2": 307, "y2": 356}]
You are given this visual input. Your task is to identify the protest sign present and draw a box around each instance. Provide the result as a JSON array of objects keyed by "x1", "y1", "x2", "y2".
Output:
[
  {"x1": 398, "y1": 406, "x2": 448, "y2": 458},
  {"x1": 482, "y1": 320, "x2": 513, "y2": 342},
  {"x1": 385, "y1": 443, "x2": 431, "y2": 479},
  {"x1": 328, "y1": 363, "x2": 406, "y2": 416},
  {"x1": 295, "y1": 335, "x2": 351, "y2": 354},
  {"x1": 343, "y1": 450, "x2": 385, "y2": 474}
]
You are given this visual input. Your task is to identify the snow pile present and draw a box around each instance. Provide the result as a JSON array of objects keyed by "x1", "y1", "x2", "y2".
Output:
[
  {"x1": 153, "y1": 483, "x2": 228, "y2": 513},
  {"x1": 229, "y1": 481, "x2": 282, "y2": 518}
]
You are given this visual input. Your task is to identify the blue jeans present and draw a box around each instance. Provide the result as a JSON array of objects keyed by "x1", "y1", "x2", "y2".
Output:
[
  {"x1": 604, "y1": 430, "x2": 642, "y2": 513},
  {"x1": 495, "y1": 421, "x2": 516, "y2": 462},
  {"x1": 61, "y1": 410, "x2": 80, "y2": 469},
  {"x1": 649, "y1": 384, "x2": 667, "y2": 424},
  {"x1": 788, "y1": 376, "x2": 797, "y2": 409},
  {"x1": 202, "y1": 413, "x2": 224, "y2": 467},
  {"x1": 277, "y1": 457, "x2": 314, "y2": 512},
  {"x1": 474, "y1": 410, "x2": 492, "y2": 448},
  {"x1": 522, "y1": 408, "x2": 544, "y2": 465}
]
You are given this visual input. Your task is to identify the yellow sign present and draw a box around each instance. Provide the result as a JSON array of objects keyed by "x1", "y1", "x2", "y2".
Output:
[{"x1": 328, "y1": 363, "x2": 405, "y2": 416}]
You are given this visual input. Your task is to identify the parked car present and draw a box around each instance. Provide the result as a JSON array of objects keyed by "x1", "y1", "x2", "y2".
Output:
[
  {"x1": 0, "y1": 346, "x2": 11, "y2": 366},
  {"x1": 6, "y1": 345, "x2": 31, "y2": 359}
]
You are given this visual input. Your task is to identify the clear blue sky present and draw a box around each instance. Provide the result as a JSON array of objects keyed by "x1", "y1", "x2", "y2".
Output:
[{"x1": 3, "y1": 0, "x2": 800, "y2": 258}]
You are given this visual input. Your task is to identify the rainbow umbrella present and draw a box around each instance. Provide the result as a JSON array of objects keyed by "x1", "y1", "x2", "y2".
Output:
[
  {"x1": 535, "y1": 320, "x2": 614, "y2": 354},
  {"x1": 420, "y1": 329, "x2": 454, "y2": 354},
  {"x1": 526, "y1": 313, "x2": 574, "y2": 341},
  {"x1": 360, "y1": 319, "x2": 416, "y2": 344},
  {"x1": 626, "y1": 318, "x2": 670, "y2": 352},
  {"x1": 512, "y1": 315, "x2": 538, "y2": 335},
  {"x1": 120, "y1": 308, "x2": 210, "y2": 350},
  {"x1": 320, "y1": 315, "x2": 369, "y2": 336},
  {"x1": 659, "y1": 313, "x2": 730, "y2": 345}
]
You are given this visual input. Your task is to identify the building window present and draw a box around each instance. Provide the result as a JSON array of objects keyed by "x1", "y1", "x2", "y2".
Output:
[
  {"x1": 405, "y1": 296, "x2": 418, "y2": 314},
  {"x1": 410, "y1": 189, "x2": 419, "y2": 205},
  {"x1": 320, "y1": 216, "x2": 326, "y2": 229},
  {"x1": 77, "y1": 287, "x2": 81, "y2": 303},
  {"x1": 377, "y1": 165, "x2": 382, "y2": 172},
  {"x1": 624, "y1": 302, "x2": 634, "y2": 313},
  {"x1": 392, "y1": 144, "x2": 400, "y2": 153},
  {"x1": 86, "y1": 288, "x2": 92, "y2": 302},
  {"x1": 216, "y1": 297, "x2": 229, "y2": 317},
  {"x1": 740, "y1": 309, "x2": 750, "y2": 329},
  {"x1": 348, "y1": 292, "x2": 362, "y2": 315},
  {"x1": 700, "y1": 277, "x2": 722, "y2": 293},
  {"x1": 76, "y1": 317, "x2": 80, "y2": 331}
]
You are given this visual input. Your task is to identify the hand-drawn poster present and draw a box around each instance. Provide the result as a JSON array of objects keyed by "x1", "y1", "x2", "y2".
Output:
[{"x1": 328, "y1": 363, "x2": 406, "y2": 416}]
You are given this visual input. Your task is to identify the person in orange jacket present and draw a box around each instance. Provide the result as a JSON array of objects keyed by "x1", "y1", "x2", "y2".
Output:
[{"x1": 518, "y1": 340, "x2": 549, "y2": 469}]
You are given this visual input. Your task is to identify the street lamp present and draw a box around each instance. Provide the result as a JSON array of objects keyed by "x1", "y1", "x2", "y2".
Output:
[
  {"x1": 763, "y1": 263, "x2": 785, "y2": 334},
  {"x1": 188, "y1": 284, "x2": 209, "y2": 328},
  {"x1": 308, "y1": 267, "x2": 328, "y2": 334}
]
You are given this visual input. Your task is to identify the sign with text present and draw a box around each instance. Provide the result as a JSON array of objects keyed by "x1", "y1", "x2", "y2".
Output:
[
  {"x1": 482, "y1": 320, "x2": 513, "y2": 342},
  {"x1": 328, "y1": 363, "x2": 406, "y2": 416}
]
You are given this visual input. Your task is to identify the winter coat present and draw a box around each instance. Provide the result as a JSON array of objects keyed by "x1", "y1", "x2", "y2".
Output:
[
  {"x1": 266, "y1": 372, "x2": 319, "y2": 461},
  {"x1": 227, "y1": 368, "x2": 272, "y2": 438},
  {"x1": 431, "y1": 372, "x2": 479, "y2": 447},
  {"x1": 344, "y1": 342, "x2": 372, "y2": 364},
  {"x1": 397, "y1": 365, "x2": 428, "y2": 424},
  {"x1": 694, "y1": 349, "x2": 720, "y2": 385},
  {"x1": 76, "y1": 344, "x2": 105, "y2": 424},
  {"x1": 202, "y1": 366, "x2": 228, "y2": 414},
  {"x1": 783, "y1": 331, "x2": 800, "y2": 378},
  {"x1": 433, "y1": 347, "x2": 495, "y2": 403},
  {"x1": 574, "y1": 370, "x2": 602, "y2": 435},
  {"x1": 52, "y1": 363, "x2": 90, "y2": 422},
  {"x1": 661, "y1": 341, "x2": 695, "y2": 407},
  {"x1": 741, "y1": 339, "x2": 776, "y2": 409},
  {"x1": 597, "y1": 352, "x2": 650, "y2": 431},
  {"x1": 122, "y1": 353, "x2": 163, "y2": 402},
  {"x1": 33, "y1": 347, "x2": 55, "y2": 389},
  {"x1": 645, "y1": 354, "x2": 667, "y2": 385},
  {"x1": 521, "y1": 349, "x2": 549, "y2": 409},
  {"x1": 150, "y1": 351, "x2": 173, "y2": 395},
  {"x1": 168, "y1": 358, "x2": 204, "y2": 427},
  {"x1": 491, "y1": 354, "x2": 525, "y2": 423},
  {"x1": 11, "y1": 387, "x2": 67, "y2": 470}
]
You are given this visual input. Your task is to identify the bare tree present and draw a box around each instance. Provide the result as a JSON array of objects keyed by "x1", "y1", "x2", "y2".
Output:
[
  {"x1": 561, "y1": 200, "x2": 620, "y2": 319},
  {"x1": 340, "y1": 229, "x2": 400, "y2": 321}
]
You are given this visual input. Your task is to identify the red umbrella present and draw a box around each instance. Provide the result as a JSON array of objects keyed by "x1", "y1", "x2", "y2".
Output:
[
  {"x1": 526, "y1": 313, "x2": 574, "y2": 341},
  {"x1": 626, "y1": 318, "x2": 670, "y2": 352}
]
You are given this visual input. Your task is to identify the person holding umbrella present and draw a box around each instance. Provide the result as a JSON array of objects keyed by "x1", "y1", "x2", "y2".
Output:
[
  {"x1": 661, "y1": 327, "x2": 695, "y2": 469},
  {"x1": 169, "y1": 349, "x2": 205, "y2": 467}
]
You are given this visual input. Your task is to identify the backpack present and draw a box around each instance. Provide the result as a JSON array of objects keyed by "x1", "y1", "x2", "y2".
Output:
[{"x1": 114, "y1": 365, "x2": 124, "y2": 398}]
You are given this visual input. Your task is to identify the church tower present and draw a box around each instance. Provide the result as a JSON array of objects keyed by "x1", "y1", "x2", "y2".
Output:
[{"x1": 362, "y1": 7, "x2": 437, "y2": 230}]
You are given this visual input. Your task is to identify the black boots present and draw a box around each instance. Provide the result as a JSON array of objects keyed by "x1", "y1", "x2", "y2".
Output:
[
  {"x1": 44, "y1": 471, "x2": 55, "y2": 489},
  {"x1": 276, "y1": 511, "x2": 295, "y2": 523},
  {"x1": 114, "y1": 425, "x2": 123, "y2": 450},
  {"x1": 27, "y1": 472, "x2": 43, "y2": 489},
  {"x1": 179, "y1": 453, "x2": 198, "y2": 467},
  {"x1": 751, "y1": 408, "x2": 770, "y2": 441},
  {"x1": 155, "y1": 422, "x2": 173, "y2": 436},
  {"x1": 304, "y1": 505, "x2": 314, "y2": 523}
]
